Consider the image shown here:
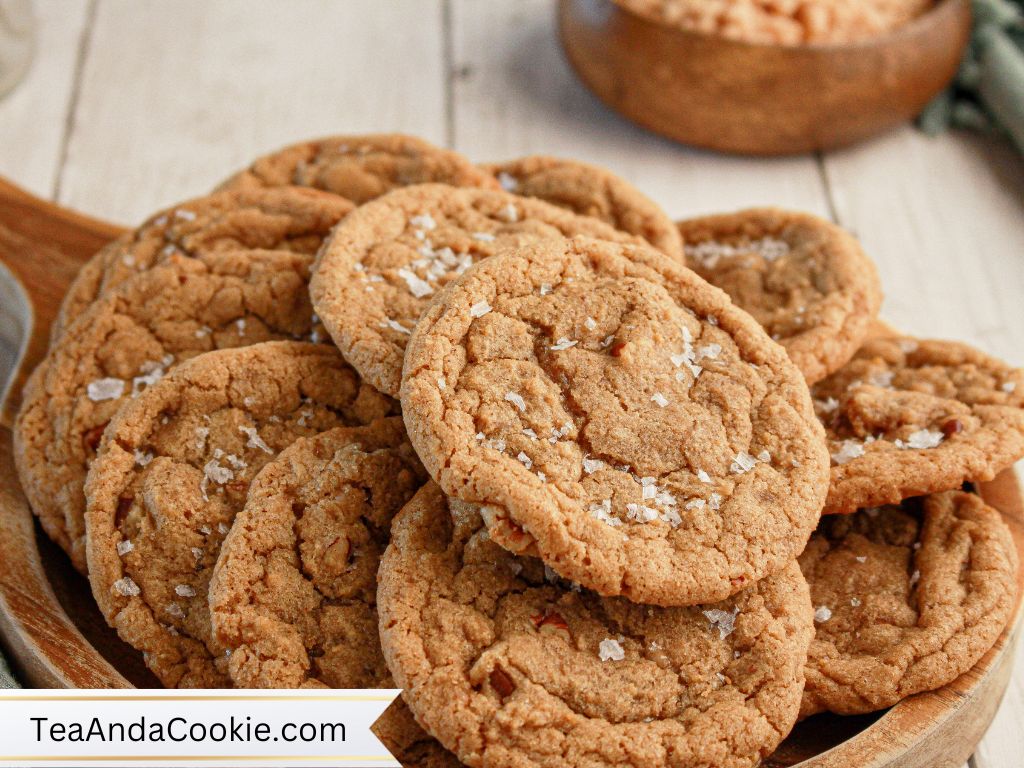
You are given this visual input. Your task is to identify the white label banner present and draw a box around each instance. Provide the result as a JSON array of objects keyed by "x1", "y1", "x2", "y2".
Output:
[{"x1": 0, "y1": 689, "x2": 402, "y2": 767}]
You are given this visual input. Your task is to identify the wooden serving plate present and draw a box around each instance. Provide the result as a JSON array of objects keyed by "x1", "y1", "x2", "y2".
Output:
[
  {"x1": 557, "y1": 0, "x2": 972, "y2": 156},
  {"x1": 0, "y1": 175, "x2": 1020, "y2": 766}
]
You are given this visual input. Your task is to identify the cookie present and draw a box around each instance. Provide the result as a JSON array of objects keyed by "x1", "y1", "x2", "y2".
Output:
[
  {"x1": 84, "y1": 342, "x2": 395, "y2": 687},
  {"x1": 208, "y1": 421, "x2": 455, "y2": 765},
  {"x1": 678, "y1": 208, "x2": 882, "y2": 384},
  {"x1": 53, "y1": 186, "x2": 352, "y2": 342},
  {"x1": 482, "y1": 156, "x2": 682, "y2": 259},
  {"x1": 209, "y1": 419, "x2": 425, "y2": 685},
  {"x1": 378, "y1": 484, "x2": 814, "y2": 768},
  {"x1": 400, "y1": 236, "x2": 829, "y2": 606},
  {"x1": 813, "y1": 332, "x2": 1024, "y2": 514},
  {"x1": 310, "y1": 183, "x2": 644, "y2": 397},
  {"x1": 16, "y1": 249, "x2": 324, "y2": 572},
  {"x1": 799, "y1": 490, "x2": 1018, "y2": 717},
  {"x1": 217, "y1": 133, "x2": 496, "y2": 204}
]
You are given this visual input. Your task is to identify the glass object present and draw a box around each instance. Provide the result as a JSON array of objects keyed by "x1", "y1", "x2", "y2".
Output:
[{"x1": 0, "y1": 0, "x2": 34, "y2": 99}]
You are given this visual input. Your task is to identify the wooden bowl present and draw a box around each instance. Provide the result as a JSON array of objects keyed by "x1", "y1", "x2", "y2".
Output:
[
  {"x1": 557, "y1": 0, "x2": 972, "y2": 155},
  {"x1": 0, "y1": 176, "x2": 1020, "y2": 766}
]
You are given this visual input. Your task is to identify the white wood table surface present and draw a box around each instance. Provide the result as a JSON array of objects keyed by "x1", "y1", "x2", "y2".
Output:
[{"x1": 0, "y1": 1, "x2": 1022, "y2": 765}]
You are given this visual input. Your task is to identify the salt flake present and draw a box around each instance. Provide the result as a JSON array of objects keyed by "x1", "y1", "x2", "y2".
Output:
[
  {"x1": 114, "y1": 577, "x2": 140, "y2": 597},
  {"x1": 703, "y1": 607, "x2": 739, "y2": 639},
  {"x1": 470, "y1": 301, "x2": 492, "y2": 318},
  {"x1": 550, "y1": 337, "x2": 578, "y2": 351},
  {"x1": 87, "y1": 378, "x2": 125, "y2": 402},
  {"x1": 239, "y1": 425, "x2": 273, "y2": 454},
  {"x1": 598, "y1": 638, "x2": 625, "y2": 662},
  {"x1": 505, "y1": 392, "x2": 526, "y2": 412}
]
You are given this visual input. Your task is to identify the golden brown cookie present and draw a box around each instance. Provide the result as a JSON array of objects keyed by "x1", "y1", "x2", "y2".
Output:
[
  {"x1": 678, "y1": 208, "x2": 882, "y2": 384},
  {"x1": 400, "y1": 236, "x2": 829, "y2": 606},
  {"x1": 15, "y1": 249, "x2": 323, "y2": 572},
  {"x1": 85, "y1": 342, "x2": 395, "y2": 687},
  {"x1": 379, "y1": 484, "x2": 814, "y2": 768},
  {"x1": 217, "y1": 133, "x2": 496, "y2": 203},
  {"x1": 310, "y1": 183, "x2": 643, "y2": 397},
  {"x1": 799, "y1": 491, "x2": 1018, "y2": 717},
  {"x1": 208, "y1": 421, "x2": 456, "y2": 765},
  {"x1": 813, "y1": 332, "x2": 1024, "y2": 514},
  {"x1": 209, "y1": 419, "x2": 426, "y2": 686},
  {"x1": 482, "y1": 156, "x2": 682, "y2": 259},
  {"x1": 53, "y1": 186, "x2": 351, "y2": 342}
]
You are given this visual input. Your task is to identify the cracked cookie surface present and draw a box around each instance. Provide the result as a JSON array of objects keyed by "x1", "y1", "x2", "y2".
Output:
[
  {"x1": 678, "y1": 209, "x2": 881, "y2": 384},
  {"x1": 16, "y1": 249, "x2": 325, "y2": 572},
  {"x1": 482, "y1": 156, "x2": 682, "y2": 259},
  {"x1": 400, "y1": 237, "x2": 828, "y2": 606},
  {"x1": 310, "y1": 183, "x2": 644, "y2": 397},
  {"x1": 208, "y1": 421, "x2": 455, "y2": 765},
  {"x1": 799, "y1": 491, "x2": 1018, "y2": 717},
  {"x1": 85, "y1": 342, "x2": 395, "y2": 687},
  {"x1": 54, "y1": 186, "x2": 351, "y2": 342},
  {"x1": 813, "y1": 332, "x2": 1024, "y2": 514},
  {"x1": 217, "y1": 133, "x2": 496, "y2": 203},
  {"x1": 378, "y1": 484, "x2": 814, "y2": 768}
]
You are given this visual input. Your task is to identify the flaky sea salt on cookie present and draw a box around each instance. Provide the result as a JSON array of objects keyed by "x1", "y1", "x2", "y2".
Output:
[
  {"x1": 799, "y1": 491, "x2": 1018, "y2": 717},
  {"x1": 482, "y1": 155, "x2": 683, "y2": 259},
  {"x1": 378, "y1": 485, "x2": 814, "y2": 768},
  {"x1": 310, "y1": 183, "x2": 644, "y2": 397},
  {"x1": 53, "y1": 186, "x2": 352, "y2": 343},
  {"x1": 84, "y1": 342, "x2": 395, "y2": 688},
  {"x1": 679, "y1": 208, "x2": 882, "y2": 384},
  {"x1": 217, "y1": 133, "x2": 497, "y2": 203},
  {"x1": 400, "y1": 236, "x2": 828, "y2": 606},
  {"x1": 813, "y1": 331, "x2": 1024, "y2": 514}
]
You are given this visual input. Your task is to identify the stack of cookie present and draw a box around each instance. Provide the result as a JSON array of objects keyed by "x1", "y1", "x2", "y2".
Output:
[{"x1": 14, "y1": 134, "x2": 1022, "y2": 767}]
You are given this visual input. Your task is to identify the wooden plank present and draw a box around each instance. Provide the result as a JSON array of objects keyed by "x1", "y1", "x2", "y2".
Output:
[
  {"x1": 0, "y1": 0, "x2": 91, "y2": 199},
  {"x1": 821, "y1": 126, "x2": 1024, "y2": 363},
  {"x1": 56, "y1": 0, "x2": 447, "y2": 224},
  {"x1": 447, "y1": 0, "x2": 831, "y2": 220}
]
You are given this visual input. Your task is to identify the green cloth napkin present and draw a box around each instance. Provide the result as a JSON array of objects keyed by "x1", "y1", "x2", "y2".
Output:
[{"x1": 920, "y1": 0, "x2": 1024, "y2": 154}]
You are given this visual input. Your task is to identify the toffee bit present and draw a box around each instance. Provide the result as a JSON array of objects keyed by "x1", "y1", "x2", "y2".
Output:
[{"x1": 489, "y1": 667, "x2": 516, "y2": 698}]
